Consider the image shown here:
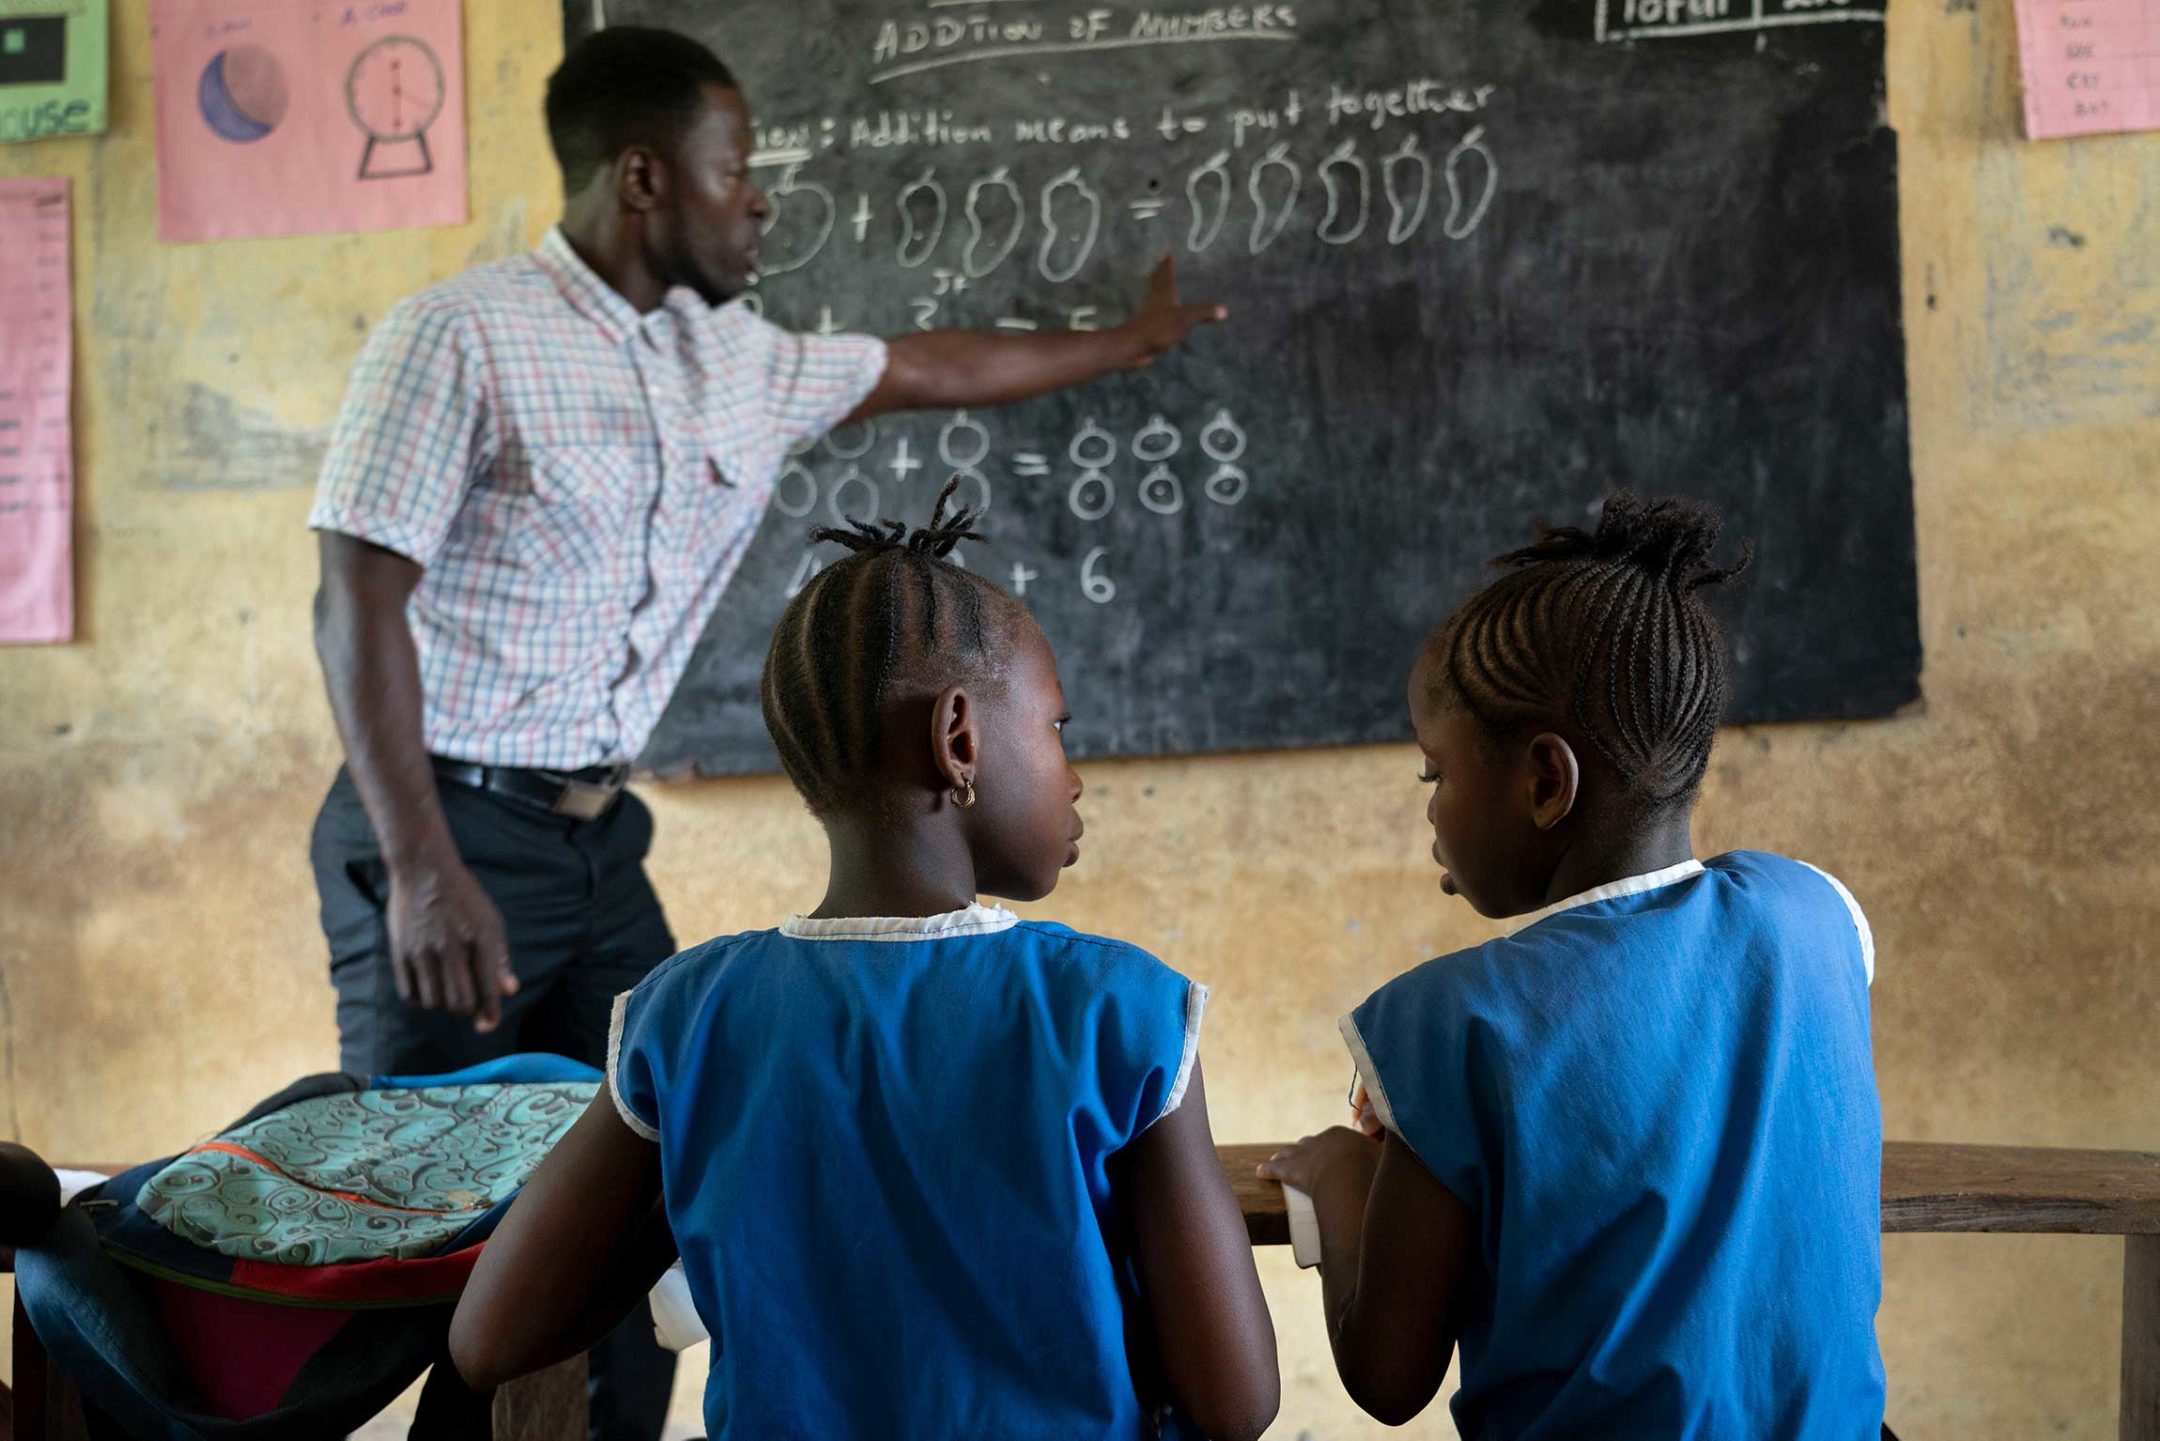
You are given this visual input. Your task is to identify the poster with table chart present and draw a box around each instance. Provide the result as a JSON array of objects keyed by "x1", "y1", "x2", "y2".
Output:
[
  {"x1": 0, "y1": 176, "x2": 72, "y2": 644},
  {"x1": 569, "y1": 0, "x2": 1921, "y2": 776}
]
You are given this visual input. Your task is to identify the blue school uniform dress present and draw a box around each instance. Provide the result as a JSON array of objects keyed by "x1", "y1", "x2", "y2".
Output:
[
  {"x1": 607, "y1": 904, "x2": 1207, "y2": 1440},
  {"x1": 1343, "y1": 852, "x2": 1885, "y2": 1441}
]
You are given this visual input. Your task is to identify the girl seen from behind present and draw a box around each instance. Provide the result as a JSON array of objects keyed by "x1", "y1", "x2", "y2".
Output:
[
  {"x1": 453, "y1": 484, "x2": 1279, "y2": 1440},
  {"x1": 1262, "y1": 493, "x2": 1887, "y2": 1439}
]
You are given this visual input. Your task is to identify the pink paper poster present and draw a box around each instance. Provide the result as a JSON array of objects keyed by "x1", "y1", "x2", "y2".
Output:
[
  {"x1": 152, "y1": 0, "x2": 466, "y2": 242},
  {"x1": 0, "y1": 176, "x2": 74, "y2": 645},
  {"x1": 2015, "y1": 0, "x2": 2160, "y2": 138}
]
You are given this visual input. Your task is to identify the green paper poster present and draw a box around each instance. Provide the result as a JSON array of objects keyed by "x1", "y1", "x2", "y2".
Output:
[{"x1": 0, "y1": 0, "x2": 108, "y2": 143}]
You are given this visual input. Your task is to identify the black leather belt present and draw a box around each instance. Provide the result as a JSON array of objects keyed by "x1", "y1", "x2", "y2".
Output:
[{"x1": 430, "y1": 757, "x2": 632, "y2": 821}]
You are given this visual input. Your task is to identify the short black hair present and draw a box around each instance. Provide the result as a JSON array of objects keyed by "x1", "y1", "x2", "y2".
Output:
[
  {"x1": 1426, "y1": 492, "x2": 1752, "y2": 810},
  {"x1": 544, "y1": 27, "x2": 739, "y2": 182},
  {"x1": 761, "y1": 481, "x2": 1023, "y2": 816}
]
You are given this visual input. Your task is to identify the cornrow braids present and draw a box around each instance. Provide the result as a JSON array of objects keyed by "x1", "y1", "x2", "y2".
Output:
[
  {"x1": 1428, "y1": 492, "x2": 1753, "y2": 810},
  {"x1": 760, "y1": 478, "x2": 1017, "y2": 816}
]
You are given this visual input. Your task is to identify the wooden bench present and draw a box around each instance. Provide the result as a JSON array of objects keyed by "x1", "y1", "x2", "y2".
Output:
[
  {"x1": 13, "y1": 1142, "x2": 2158, "y2": 1437},
  {"x1": 1222, "y1": 1139, "x2": 2160, "y2": 1440}
]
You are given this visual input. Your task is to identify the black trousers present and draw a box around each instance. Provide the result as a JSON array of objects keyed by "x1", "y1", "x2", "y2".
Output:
[{"x1": 311, "y1": 766, "x2": 678, "y2": 1441}]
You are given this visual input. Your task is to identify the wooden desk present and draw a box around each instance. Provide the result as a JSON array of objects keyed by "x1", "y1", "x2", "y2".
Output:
[{"x1": 1222, "y1": 1139, "x2": 2160, "y2": 1440}]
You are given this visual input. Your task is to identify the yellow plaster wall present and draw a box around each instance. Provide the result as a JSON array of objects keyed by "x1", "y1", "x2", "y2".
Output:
[{"x1": 3, "y1": 3, "x2": 2156, "y2": 1435}]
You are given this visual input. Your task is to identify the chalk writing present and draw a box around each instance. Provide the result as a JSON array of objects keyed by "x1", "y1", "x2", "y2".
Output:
[
  {"x1": 757, "y1": 163, "x2": 834, "y2": 277},
  {"x1": 1442, "y1": 126, "x2": 1496, "y2": 239},
  {"x1": 1317, "y1": 139, "x2": 1369, "y2": 244},
  {"x1": 1080, "y1": 546, "x2": 1116, "y2": 603},
  {"x1": 897, "y1": 168, "x2": 947, "y2": 266},
  {"x1": 962, "y1": 166, "x2": 1024, "y2": 276},
  {"x1": 828, "y1": 465, "x2": 879, "y2": 523},
  {"x1": 1248, "y1": 141, "x2": 1301, "y2": 253},
  {"x1": 1037, "y1": 166, "x2": 1101, "y2": 281},
  {"x1": 1187, "y1": 150, "x2": 1232, "y2": 250},
  {"x1": 1383, "y1": 133, "x2": 1430, "y2": 242},
  {"x1": 775, "y1": 460, "x2": 818, "y2": 517},
  {"x1": 1595, "y1": 0, "x2": 1883, "y2": 40}
]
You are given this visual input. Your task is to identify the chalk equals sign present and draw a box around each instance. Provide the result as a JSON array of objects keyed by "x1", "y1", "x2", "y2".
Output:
[
  {"x1": 1128, "y1": 198, "x2": 1168, "y2": 220},
  {"x1": 1010, "y1": 452, "x2": 1051, "y2": 477},
  {"x1": 995, "y1": 317, "x2": 1039, "y2": 332}
]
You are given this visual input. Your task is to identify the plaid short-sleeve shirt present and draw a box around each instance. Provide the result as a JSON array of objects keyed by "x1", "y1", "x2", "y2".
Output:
[{"x1": 309, "y1": 228, "x2": 887, "y2": 769}]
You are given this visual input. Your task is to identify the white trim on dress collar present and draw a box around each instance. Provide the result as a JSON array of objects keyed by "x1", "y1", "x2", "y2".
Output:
[
  {"x1": 1503, "y1": 858, "x2": 1707, "y2": 936},
  {"x1": 780, "y1": 903, "x2": 1019, "y2": 942}
]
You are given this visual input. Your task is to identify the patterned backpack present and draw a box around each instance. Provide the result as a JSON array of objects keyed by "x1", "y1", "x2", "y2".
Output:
[{"x1": 18, "y1": 1054, "x2": 599, "y2": 1438}]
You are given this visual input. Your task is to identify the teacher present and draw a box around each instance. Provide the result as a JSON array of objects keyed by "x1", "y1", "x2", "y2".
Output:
[{"x1": 306, "y1": 25, "x2": 1223, "y2": 1438}]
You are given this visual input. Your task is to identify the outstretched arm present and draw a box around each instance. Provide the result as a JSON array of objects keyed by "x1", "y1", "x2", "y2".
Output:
[
  {"x1": 850, "y1": 256, "x2": 1225, "y2": 419},
  {"x1": 1110, "y1": 1062, "x2": 1281, "y2": 1441},
  {"x1": 1258, "y1": 1126, "x2": 1475, "y2": 1426},
  {"x1": 451, "y1": 1088, "x2": 677, "y2": 1390}
]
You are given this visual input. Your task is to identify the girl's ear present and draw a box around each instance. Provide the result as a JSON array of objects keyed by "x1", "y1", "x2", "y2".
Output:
[
  {"x1": 929, "y1": 685, "x2": 980, "y2": 800},
  {"x1": 1524, "y1": 732, "x2": 1580, "y2": 831}
]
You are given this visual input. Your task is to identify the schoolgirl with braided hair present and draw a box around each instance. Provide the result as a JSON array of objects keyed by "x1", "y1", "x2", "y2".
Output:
[
  {"x1": 456, "y1": 482, "x2": 1279, "y2": 1441},
  {"x1": 1262, "y1": 493, "x2": 1889, "y2": 1439}
]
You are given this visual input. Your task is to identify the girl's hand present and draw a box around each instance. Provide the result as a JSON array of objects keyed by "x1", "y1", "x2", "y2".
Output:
[
  {"x1": 1349, "y1": 1081, "x2": 1383, "y2": 1138},
  {"x1": 1257, "y1": 1126, "x2": 1383, "y2": 1198}
]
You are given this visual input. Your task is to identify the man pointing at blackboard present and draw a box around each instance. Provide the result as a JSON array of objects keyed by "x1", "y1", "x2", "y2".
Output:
[{"x1": 306, "y1": 25, "x2": 1222, "y2": 1438}]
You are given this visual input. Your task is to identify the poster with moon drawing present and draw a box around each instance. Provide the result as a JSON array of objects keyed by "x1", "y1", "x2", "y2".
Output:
[{"x1": 152, "y1": 0, "x2": 465, "y2": 242}]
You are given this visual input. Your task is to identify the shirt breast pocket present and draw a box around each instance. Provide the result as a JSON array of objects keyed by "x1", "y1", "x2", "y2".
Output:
[{"x1": 510, "y1": 446, "x2": 641, "y2": 579}]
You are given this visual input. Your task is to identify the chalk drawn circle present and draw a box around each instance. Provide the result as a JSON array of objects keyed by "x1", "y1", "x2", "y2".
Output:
[
  {"x1": 823, "y1": 420, "x2": 876, "y2": 460},
  {"x1": 774, "y1": 462, "x2": 818, "y2": 518},
  {"x1": 1068, "y1": 470, "x2": 1115, "y2": 521},
  {"x1": 939, "y1": 412, "x2": 991, "y2": 470},
  {"x1": 1200, "y1": 410, "x2": 1247, "y2": 463},
  {"x1": 1132, "y1": 415, "x2": 1181, "y2": 463},
  {"x1": 1139, "y1": 465, "x2": 1185, "y2": 515},
  {"x1": 1068, "y1": 420, "x2": 1116, "y2": 470},
  {"x1": 1204, "y1": 464, "x2": 1250, "y2": 507},
  {"x1": 949, "y1": 467, "x2": 993, "y2": 517},
  {"x1": 828, "y1": 467, "x2": 880, "y2": 525}
]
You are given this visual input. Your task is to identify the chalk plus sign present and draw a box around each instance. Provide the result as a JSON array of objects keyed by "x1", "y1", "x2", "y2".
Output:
[{"x1": 888, "y1": 438, "x2": 922, "y2": 480}]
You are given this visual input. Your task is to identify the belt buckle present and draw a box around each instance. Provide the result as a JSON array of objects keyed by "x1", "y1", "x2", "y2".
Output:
[{"x1": 553, "y1": 778, "x2": 617, "y2": 821}]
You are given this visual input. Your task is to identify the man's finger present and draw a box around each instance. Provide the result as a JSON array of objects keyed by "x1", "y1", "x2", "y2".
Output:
[
  {"x1": 473, "y1": 929, "x2": 512, "y2": 1032},
  {"x1": 1185, "y1": 302, "x2": 1228, "y2": 326},
  {"x1": 468, "y1": 952, "x2": 498, "y2": 1032},
  {"x1": 1149, "y1": 253, "x2": 1177, "y2": 299},
  {"x1": 389, "y1": 948, "x2": 416, "y2": 1005},
  {"x1": 440, "y1": 941, "x2": 476, "y2": 1017},
  {"x1": 409, "y1": 946, "x2": 442, "y2": 1010}
]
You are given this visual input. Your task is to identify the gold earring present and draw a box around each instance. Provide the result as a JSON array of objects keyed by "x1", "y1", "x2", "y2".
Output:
[{"x1": 952, "y1": 778, "x2": 976, "y2": 809}]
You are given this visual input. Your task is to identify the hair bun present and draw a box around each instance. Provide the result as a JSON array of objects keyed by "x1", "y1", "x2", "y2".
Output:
[
  {"x1": 808, "y1": 476, "x2": 986, "y2": 560},
  {"x1": 1499, "y1": 491, "x2": 1751, "y2": 593}
]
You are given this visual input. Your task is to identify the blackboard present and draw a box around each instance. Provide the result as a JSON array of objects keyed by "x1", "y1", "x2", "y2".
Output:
[{"x1": 568, "y1": 0, "x2": 1920, "y2": 777}]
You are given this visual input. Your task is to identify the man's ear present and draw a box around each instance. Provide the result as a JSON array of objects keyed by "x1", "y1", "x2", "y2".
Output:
[
  {"x1": 929, "y1": 686, "x2": 980, "y2": 804},
  {"x1": 614, "y1": 145, "x2": 664, "y2": 212},
  {"x1": 1524, "y1": 732, "x2": 1580, "y2": 831}
]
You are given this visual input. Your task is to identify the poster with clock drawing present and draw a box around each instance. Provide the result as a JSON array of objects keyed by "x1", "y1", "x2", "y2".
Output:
[{"x1": 152, "y1": 0, "x2": 465, "y2": 242}]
